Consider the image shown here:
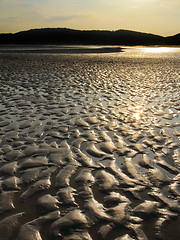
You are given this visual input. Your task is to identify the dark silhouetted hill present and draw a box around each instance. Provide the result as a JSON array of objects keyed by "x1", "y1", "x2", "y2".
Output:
[
  {"x1": 165, "y1": 33, "x2": 180, "y2": 45},
  {"x1": 0, "y1": 28, "x2": 179, "y2": 45}
]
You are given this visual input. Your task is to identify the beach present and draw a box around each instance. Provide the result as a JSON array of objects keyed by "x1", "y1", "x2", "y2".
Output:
[{"x1": 0, "y1": 46, "x2": 180, "y2": 240}]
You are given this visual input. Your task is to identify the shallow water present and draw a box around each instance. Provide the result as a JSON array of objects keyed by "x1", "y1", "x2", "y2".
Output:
[{"x1": 0, "y1": 46, "x2": 180, "y2": 240}]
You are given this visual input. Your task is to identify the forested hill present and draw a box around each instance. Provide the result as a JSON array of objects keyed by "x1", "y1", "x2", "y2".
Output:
[{"x1": 0, "y1": 28, "x2": 179, "y2": 45}]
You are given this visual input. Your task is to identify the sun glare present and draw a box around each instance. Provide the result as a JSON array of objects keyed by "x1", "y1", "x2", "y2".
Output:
[
  {"x1": 128, "y1": 105, "x2": 144, "y2": 121},
  {"x1": 143, "y1": 47, "x2": 174, "y2": 54},
  {"x1": 133, "y1": 105, "x2": 143, "y2": 120}
]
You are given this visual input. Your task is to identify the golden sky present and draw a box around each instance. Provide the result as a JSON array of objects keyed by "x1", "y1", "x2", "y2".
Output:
[{"x1": 0, "y1": 0, "x2": 179, "y2": 36}]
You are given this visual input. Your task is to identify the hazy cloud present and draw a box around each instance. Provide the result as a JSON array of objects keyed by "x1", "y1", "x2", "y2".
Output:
[
  {"x1": 160, "y1": 0, "x2": 180, "y2": 8},
  {"x1": 46, "y1": 15, "x2": 84, "y2": 22},
  {"x1": 0, "y1": 17, "x2": 18, "y2": 22}
]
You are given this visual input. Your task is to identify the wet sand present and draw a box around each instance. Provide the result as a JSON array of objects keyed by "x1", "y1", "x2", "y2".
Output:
[{"x1": 0, "y1": 49, "x2": 180, "y2": 240}]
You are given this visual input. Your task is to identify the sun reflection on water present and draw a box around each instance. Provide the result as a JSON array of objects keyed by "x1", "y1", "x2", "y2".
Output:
[
  {"x1": 133, "y1": 105, "x2": 143, "y2": 120},
  {"x1": 143, "y1": 47, "x2": 175, "y2": 54},
  {"x1": 128, "y1": 105, "x2": 144, "y2": 122}
]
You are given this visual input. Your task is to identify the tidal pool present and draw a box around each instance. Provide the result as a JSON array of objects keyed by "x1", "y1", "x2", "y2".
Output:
[{"x1": 0, "y1": 46, "x2": 180, "y2": 240}]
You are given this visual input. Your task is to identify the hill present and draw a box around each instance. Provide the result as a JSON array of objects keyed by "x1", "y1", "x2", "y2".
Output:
[
  {"x1": 165, "y1": 33, "x2": 180, "y2": 45},
  {"x1": 0, "y1": 28, "x2": 179, "y2": 45}
]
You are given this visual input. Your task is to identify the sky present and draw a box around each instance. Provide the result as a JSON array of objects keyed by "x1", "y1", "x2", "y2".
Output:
[{"x1": 0, "y1": 0, "x2": 179, "y2": 36}]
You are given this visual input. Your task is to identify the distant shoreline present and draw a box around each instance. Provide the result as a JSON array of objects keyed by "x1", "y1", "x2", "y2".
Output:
[
  {"x1": 0, "y1": 46, "x2": 123, "y2": 54},
  {"x1": 0, "y1": 45, "x2": 179, "y2": 55}
]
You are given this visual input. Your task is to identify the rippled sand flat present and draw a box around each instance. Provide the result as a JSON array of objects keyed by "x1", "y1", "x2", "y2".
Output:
[{"x1": 0, "y1": 48, "x2": 180, "y2": 240}]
